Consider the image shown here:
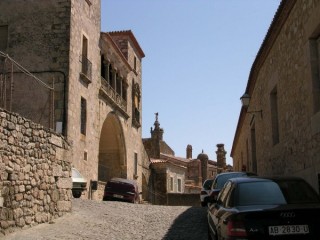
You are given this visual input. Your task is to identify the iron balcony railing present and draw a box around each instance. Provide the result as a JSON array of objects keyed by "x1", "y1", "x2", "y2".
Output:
[{"x1": 80, "y1": 55, "x2": 92, "y2": 80}]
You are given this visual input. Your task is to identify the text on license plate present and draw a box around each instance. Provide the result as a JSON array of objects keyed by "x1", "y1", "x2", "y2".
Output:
[
  {"x1": 269, "y1": 225, "x2": 309, "y2": 236},
  {"x1": 113, "y1": 194, "x2": 123, "y2": 199}
]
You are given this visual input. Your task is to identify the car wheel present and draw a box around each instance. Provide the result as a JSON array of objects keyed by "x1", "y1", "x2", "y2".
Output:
[{"x1": 72, "y1": 191, "x2": 82, "y2": 198}]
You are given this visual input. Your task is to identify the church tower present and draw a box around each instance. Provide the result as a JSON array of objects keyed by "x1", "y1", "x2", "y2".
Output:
[{"x1": 150, "y1": 112, "x2": 163, "y2": 158}]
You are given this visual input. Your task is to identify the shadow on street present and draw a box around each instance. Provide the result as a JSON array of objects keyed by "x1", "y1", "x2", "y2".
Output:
[{"x1": 163, "y1": 206, "x2": 208, "y2": 240}]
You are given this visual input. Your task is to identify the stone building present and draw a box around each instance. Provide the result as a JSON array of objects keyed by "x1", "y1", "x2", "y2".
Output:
[
  {"x1": 0, "y1": 0, "x2": 150, "y2": 200},
  {"x1": 231, "y1": 0, "x2": 320, "y2": 192},
  {"x1": 143, "y1": 114, "x2": 225, "y2": 205}
]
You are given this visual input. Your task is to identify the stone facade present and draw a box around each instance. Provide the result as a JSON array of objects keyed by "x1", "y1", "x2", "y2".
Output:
[
  {"x1": 144, "y1": 115, "x2": 225, "y2": 205},
  {"x1": 0, "y1": 108, "x2": 71, "y2": 234},
  {"x1": 0, "y1": 0, "x2": 150, "y2": 200},
  {"x1": 231, "y1": 0, "x2": 320, "y2": 192}
]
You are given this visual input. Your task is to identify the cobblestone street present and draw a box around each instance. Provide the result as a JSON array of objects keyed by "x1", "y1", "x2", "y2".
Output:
[{"x1": 2, "y1": 199, "x2": 208, "y2": 240}]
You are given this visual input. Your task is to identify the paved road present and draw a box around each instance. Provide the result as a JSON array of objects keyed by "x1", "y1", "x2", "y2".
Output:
[{"x1": 2, "y1": 199, "x2": 208, "y2": 240}]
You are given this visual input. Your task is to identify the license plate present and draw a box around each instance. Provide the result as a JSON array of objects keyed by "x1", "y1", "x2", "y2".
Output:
[
  {"x1": 113, "y1": 194, "x2": 123, "y2": 199},
  {"x1": 269, "y1": 225, "x2": 309, "y2": 236}
]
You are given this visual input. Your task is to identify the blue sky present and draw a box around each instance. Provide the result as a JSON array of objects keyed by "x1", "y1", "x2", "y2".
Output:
[{"x1": 101, "y1": 0, "x2": 281, "y2": 165}]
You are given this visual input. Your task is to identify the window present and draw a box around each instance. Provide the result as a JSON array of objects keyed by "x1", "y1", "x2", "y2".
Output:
[
  {"x1": 108, "y1": 64, "x2": 114, "y2": 87},
  {"x1": 82, "y1": 35, "x2": 88, "y2": 60},
  {"x1": 134, "y1": 153, "x2": 138, "y2": 176},
  {"x1": 81, "y1": 35, "x2": 92, "y2": 81},
  {"x1": 84, "y1": 151, "x2": 88, "y2": 161},
  {"x1": 101, "y1": 55, "x2": 106, "y2": 79},
  {"x1": 270, "y1": 86, "x2": 279, "y2": 145},
  {"x1": 169, "y1": 177, "x2": 173, "y2": 192},
  {"x1": 177, "y1": 178, "x2": 182, "y2": 193},
  {"x1": 134, "y1": 56, "x2": 137, "y2": 71},
  {"x1": 237, "y1": 182, "x2": 286, "y2": 206},
  {"x1": 218, "y1": 181, "x2": 232, "y2": 206},
  {"x1": 0, "y1": 25, "x2": 8, "y2": 51},
  {"x1": 80, "y1": 97, "x2": 87, "y2": 135},
  {"x1": 132, "y1": 82, "x2": 141, "y2": 127}
]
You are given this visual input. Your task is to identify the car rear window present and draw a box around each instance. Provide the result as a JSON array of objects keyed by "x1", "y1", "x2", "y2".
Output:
[
  {"x1": 276, "y1": 179, "x2": 320, "y2": 204},
  {"x1": 236, "y1": 181, "x2": 286, "y2": 206},
  {"x1": 106, "y1": 181, "x2": 135, "y2": 192},
  {"x1": 236, "y1": 180, "x2": 320, "y2": 206}
]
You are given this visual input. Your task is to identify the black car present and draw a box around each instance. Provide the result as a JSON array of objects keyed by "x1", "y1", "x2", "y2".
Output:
[
  {"x1": 208, "y1": 172, "x2": 257, "y2": 204},
  {"x1": 207, "y1": 176, "x2": 320, "y2": 240}
]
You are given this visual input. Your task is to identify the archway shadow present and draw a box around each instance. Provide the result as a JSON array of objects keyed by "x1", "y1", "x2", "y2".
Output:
[{"x1": 163, "y1": 207, "x2": 208, "y2": 240}]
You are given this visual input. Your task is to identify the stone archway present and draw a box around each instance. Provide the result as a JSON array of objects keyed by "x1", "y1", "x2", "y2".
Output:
[{"x1": 98, "y1": 112, "x2": 126, "y2": 182}]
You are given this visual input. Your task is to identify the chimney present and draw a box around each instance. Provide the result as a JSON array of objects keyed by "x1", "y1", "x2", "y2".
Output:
[
  {"x1": 216, "y1": 143, "x2": 227, "y2": 172},
  {"x1": 186, "y1": 144, "x2": 192, "y2": 159}
]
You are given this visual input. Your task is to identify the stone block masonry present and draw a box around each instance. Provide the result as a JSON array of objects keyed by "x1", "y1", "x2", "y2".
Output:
[{"x1": 0, "y1": 108, "x2": 71, "y2": 235}]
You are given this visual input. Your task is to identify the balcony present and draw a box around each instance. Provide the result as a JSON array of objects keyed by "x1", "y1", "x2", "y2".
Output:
[
  {"x1": 80, "y1": 55, "x2": 92, "y2": 84},
  {"x1": 100, "y1": 77, "x2": 129, "y2": 119}
]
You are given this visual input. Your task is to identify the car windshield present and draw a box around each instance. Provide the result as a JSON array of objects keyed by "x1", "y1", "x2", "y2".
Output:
[
  {"x1": 203, "y1": 179, "x2": 213, "y2": 190},
  {"x1": 72, "y1": 168, "x2": 83, "y2": 178},
  {"x1": 216, "y1": 173, "x2": 245, "y2": 189},
  {"x1": 236, "y1": 180, "x2": 320, "y2": 206}
]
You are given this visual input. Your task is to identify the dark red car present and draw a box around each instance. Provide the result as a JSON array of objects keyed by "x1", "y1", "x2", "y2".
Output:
[{"x1": 103, "y1": 177, "x2": 140, "y2": 204}]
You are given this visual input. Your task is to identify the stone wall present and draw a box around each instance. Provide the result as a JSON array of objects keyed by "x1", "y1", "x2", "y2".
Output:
[
  {"x1": 0, "y1": 109, "x2": 71, "y2": 234},
  {"x1": 231, "y1": 0, "x2": 320, "y2": 192}
]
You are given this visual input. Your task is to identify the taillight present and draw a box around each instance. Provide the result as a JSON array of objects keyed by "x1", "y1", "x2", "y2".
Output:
[{"x1": 227, "y1": 220, "x2": 247, "y2": 237}]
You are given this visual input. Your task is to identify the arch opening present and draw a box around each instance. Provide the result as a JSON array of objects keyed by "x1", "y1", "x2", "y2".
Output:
[{"x1": 98, "y1": 113, "x2": 126, "y2": 182}]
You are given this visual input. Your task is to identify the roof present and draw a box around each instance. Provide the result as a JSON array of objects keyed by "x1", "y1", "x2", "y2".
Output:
[
  {"x1": 100, "y1": 32, "x2": 132, "y2": 71},
  {"x1": 231, "y1": 0, "x2": 296, "y2": 157},
  {"x1": 108, "y1": 30, "x2": 145, "y2": 58},
  {"x1": 160, "y1": 153, "x2": 191, "y2": 163},
  {"x1": 150, "y1": 157, "x2": 187, "y2": 169},
  {"x1": 150, "y1": 159, "x2": 168, "y2": 164}
]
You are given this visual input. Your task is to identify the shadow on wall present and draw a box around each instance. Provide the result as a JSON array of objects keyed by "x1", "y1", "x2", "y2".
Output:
[{"x1": 163, "y1": 207, "x2": 208, "y2": 240}]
